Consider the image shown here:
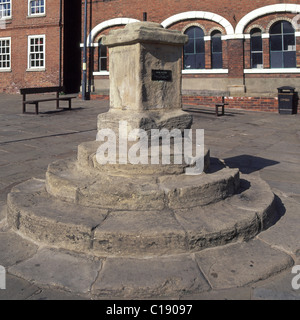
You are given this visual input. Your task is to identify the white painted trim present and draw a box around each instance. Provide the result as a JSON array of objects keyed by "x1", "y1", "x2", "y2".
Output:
[
  {"x1": 0, "y1": 36, "x2": 11, "y2": 71},
  {"x1": 27, "y1": 34, "x2": 46, "y2": 71},
  {"x1": 28, "y1": 0, "x2": 46, "y2": 17},
  {"x1": 0, "y1": 0, "x2": 12, "y2": 19},
  {"x1": 93, "y1": 71, "x2": 109, "y2": 76},
  {"x1": 161, "y1": 11, "x2": 234, "y2": 35},
  {"x1": 244, "y1": 68, "x2": 300, "y2": 74},
  {"x1": 235, "y1": 4, "x2": 300, "y2": 34},
  {"x1": 87, "y1": 18, "x2": 140, "y2": 47},
  {"x1": 182, "y1": 69, "x2": 229, "y2": 74},
  {"x1": 91, "y1": 70, "x2": 230, "y2": 76}
]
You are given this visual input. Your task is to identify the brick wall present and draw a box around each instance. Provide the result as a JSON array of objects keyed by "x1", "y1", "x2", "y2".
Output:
[
  {"x1": 0, "y1": 0, "x2": 62, "y2": 93},
  {"x1": 182, "y1": 95, "x2": 300, "y2": 113}
]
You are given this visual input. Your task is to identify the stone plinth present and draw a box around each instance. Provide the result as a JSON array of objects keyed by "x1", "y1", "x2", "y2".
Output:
[{"x1": 98, "y1": 22, "x2": 192, "y2": 133}]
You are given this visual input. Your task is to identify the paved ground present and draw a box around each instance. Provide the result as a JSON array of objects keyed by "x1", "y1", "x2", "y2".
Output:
[{"x1": 0, "y1": 94, "x2": 299, "y2": 300}]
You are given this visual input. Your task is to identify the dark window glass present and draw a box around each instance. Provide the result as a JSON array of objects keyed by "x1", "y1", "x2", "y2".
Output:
[
  {"x1": 211, "y1": 31, "x2": 223, "y2": 69},
  {"x1": 284, "y1": 51, "x2": 296, "y2": 68},
  {"x1": 270, "y1": 35, "x2": 282, "y2": 51},
  {"x1": 250, "y1": 28, "x2": 263, "y2": 68},
  {"x1": 98, "y1": 39, "x2": 107, "y2": 71},
  {"x1": 283, "y1": 21, "x2": 295, "y2": 33},
  {"x1": 252, "y1": 53, "x2": 263, "y2": 68},
  {"x1": 184, "y1": 27, "x2": 205, "y2": 69},
  {"x1": 270, "y1": 21, "x2": 296, "y2": 68}
]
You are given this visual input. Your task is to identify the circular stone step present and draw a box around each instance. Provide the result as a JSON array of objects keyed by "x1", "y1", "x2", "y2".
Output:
[
  {"x1": 77, "y1": 140, "x2": 211, "y2": 176},
  {"x1": 6, "y1": 174, "x2": 277, "y2": 257},
  {"x1": 45, "y1": 158, "x2": 240, "y2": 210}
]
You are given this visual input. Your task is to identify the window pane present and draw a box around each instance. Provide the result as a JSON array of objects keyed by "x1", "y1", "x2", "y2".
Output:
[
  {"x1": 184, "y1": 39, "x2": 194, "y2": 54},
  {"x1": 251, "y1": 53, "x2": 263, "y2": 68},
  {"x1": 100, "y1": 58, "x2": 107, "y2": 71},
  {"x1": 185, "y1": 28, "x2": 195, "y2": 39},
  {"x1": 270, "y1": 22, "x2": 282, "y2": 34},
  {"x1": 212, "y1": 36, "x2": 222, "y2": 53},
  {"x1": 270, "y1": 35, "x2": 282, "y2": 51},
  {"x1": 283, "y1": 35, "x2": 295, "y2": 51},
  {"x1": 283, "y1": 21, "x2": 294, "y2": 34},
  {"x1": 195, "y1": 38, "x2": 204, "y2": 53},
  {"x1": 184, "y1": 54, "x2": 195, "y2": 69},
  {"x1": 195, "y1": 53, "x2": 205, "y2": 69},
  {"x1": 270, "y1": 51, "x2": 283, "y2": 68},
  {"x1": 251, "y1": 36, "x2": 262, "y2": 51},
  {"x1": 194, "y1": 27, "x2": 204, "y2": 38},
  {"x1": 212, "y1": 53, "x2": 223, "y2": 68},
  {"x1": 283, "y1": 51, "x2": 296, "y2": 68}
]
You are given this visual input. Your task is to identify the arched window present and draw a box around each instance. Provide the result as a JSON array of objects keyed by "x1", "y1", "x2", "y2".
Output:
[
  {"x1": 270, "y1": 21, "x2": 296, "y2": 68},
  {"x1": 211, "y1": 30, "x2": 223, "y2": 69},
  {"x1": 183, "y1": 26, "x2": 205, "y2": 70},
  {"x1": 250, "y1": 28, "x2": 263, "y2": 68},
  {"x1": 98, "y1": 38, "x2": 107, "y2": 71}
]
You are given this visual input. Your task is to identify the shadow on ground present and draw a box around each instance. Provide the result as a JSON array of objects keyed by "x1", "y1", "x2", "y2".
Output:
[{"x1": 224, "y1": 154, "x2": 279, "y2": 174}]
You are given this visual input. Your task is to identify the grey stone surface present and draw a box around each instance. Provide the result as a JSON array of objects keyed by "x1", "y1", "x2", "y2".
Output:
[
  {"x1": 195, "y1": 239, "x2": 294, "y2": 290},
  {"x1": 9, "y1": 248, "x2": 102, "y2": 294},
  {"x1": 258, "y1": 192, "x2": 300, "y2": 256},
  {"x1": 0, "y1": 231, "x2": 38, "y2": 267},
  {"x1": 252, "y1": 269, "x2": 300, "y2": 300},
  {"x1": 0, "y1": 274, "x2": 40, "y2": 300},
  {"x1": 92, "y1": 254, "x2": 210, "y2": 298}
]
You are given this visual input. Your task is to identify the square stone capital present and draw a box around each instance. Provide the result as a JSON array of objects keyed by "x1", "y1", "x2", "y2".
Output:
[{"x1": 102, "y1": 22, "x2": 188, "y2": 47}]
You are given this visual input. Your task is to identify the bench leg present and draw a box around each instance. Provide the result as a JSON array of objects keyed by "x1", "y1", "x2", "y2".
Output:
[
  {"x1": 215, "y1": 105, "x2": 219, "y2": 116},
  {"x1": 35, "y1": 102, "x2": 39, "y2": 115},
  {"x1": 68, "y1": 99, "x2": 71, "y2": 109},
  {"x1": 22, "y1": 103, "x2": 26, "y2": 114}
]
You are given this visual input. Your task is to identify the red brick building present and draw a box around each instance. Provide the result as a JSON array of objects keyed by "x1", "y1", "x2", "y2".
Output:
[
  {"x1": 0, "y1": 0, "x2": 81, "y2": 93},
  {"x1": 1, "y1": 1, "x2": 300, "y2": 112},
  {"x1": 83, "y1": 0, "x2": 300, "y2": 112}
]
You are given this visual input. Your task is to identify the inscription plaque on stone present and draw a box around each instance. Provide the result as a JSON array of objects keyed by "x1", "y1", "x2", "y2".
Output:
[{"x1": 152, "y1": 70, "x2": 172, "y2": 82}]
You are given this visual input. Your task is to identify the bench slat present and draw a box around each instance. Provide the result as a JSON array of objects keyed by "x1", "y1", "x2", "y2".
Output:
[
  {"x1": 20, "y1": 86, "x2": 63, "y2": 95},
  {"x1": 24, "y1": 96, "x2": 77, "y2": 104}
]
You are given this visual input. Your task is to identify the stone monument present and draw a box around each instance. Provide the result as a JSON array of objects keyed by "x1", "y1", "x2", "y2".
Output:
[{"x1": 6, "y1": 22, "x2": 277, "y2": 297}]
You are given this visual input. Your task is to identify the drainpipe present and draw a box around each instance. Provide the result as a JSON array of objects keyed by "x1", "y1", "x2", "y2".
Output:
[
  {"x1": 59, "y1": 0, "x2": 63, "y2": 90},
  {"x1": 82, "y1": 0, "x2": 88, "y2": 100}
]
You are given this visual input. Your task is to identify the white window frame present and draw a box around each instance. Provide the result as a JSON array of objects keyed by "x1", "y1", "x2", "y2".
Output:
[
  {"x1": 28, "y1": 0, "x2": 46, "y2": 17},
  {"x1": 27, "y1": 35, "x2": 45, "y2": 71},
  {"x1": 0, "y1": 37, "x2": 11, "y2": 71},
  {"x1": 0, "y1": 0, "x2": 12, "y2": 19}
]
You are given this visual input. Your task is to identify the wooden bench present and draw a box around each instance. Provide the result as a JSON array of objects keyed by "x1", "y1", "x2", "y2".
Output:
[
  {"x1": 215, "y1": 96, "x2": 228, "y2": 116},
  {"x1": 20, "y1": 86, "x2": 77, "y2": 114}
]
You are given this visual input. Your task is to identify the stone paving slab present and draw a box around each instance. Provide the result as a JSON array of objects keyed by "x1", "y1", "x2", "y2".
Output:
[
  {"x1": 195, "y1": 239, "x2": 294, "y2": 290},
  {"x1": 8, "y1": 247, "x2": 102, "y2": 294},
  {"x1": 92, "y1": 254, "x2": 210, "y2": 298},
  {"x1": 0, "y1": 231, "x2": 38, "y2": 267},
  {"x1": 252, "y1": 270, "x2": 300, "y2": 300},
  {"x1": 257, "y1": 192, "x2": 300, "y2": 256}
]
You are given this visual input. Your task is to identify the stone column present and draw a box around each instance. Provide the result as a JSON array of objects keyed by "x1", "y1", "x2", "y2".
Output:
[{"x1": 98, "y1": 22, "x2": 192, "y2": 134}]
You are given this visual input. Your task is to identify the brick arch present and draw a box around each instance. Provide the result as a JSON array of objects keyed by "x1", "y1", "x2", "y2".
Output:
[
  {"x1": 182, "y1": 23, "x2": 207, "y2": 36},
  {"x1": 161, "y1": 11, "x2": 234, "y2": 35},
  {"x1": 87, "y1": 18, "x2": 140, "y2": 47},
  {"x1": 266, "y1": 17, "x2": 294, "y2": 33},
  {"x1": 235, "y1": 4, "x2": 300, "y2": 35}
]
